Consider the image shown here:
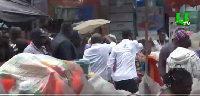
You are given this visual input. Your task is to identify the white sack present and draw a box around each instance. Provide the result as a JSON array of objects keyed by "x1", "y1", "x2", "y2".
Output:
[
  {"x1": 0, "y1": 53, "x2": 94, "y2": 95},
  {"x1": 139, "y1": 75, "x2": 161, "y2": 96},
  {"x1": 88, "y1": 75, "x2": 133, "y2": 96}
]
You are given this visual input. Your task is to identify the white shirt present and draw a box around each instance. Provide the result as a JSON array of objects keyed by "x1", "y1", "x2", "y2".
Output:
[
  {"x1": 23, "y1": 42, "x2": 48, "y2": 55},
  {"x1": 83, "y1": 42, "x2": 116, "y2": 81},
  {"x1": 152, "y1": 40, "x2": 166, "y2": 51},
  {"x1": 107, "y1": 39, "x2": 143, "y2": 81}
]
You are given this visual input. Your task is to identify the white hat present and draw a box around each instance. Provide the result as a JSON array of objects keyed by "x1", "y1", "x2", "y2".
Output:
[{"x1": 108, "y1": 34, "x2": 117, "y2": 42}]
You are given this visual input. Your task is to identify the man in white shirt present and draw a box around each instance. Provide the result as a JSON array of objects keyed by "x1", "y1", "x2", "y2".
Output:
[
  {"x1": 83, "y1": 33, "x2": 116, "y2": 81},
  {"x1": 152, "y1": 28, "x2": 169, "y2": 51},
  {"x1": 107, "y1": 29, "x2": 143, "y2": 93}
]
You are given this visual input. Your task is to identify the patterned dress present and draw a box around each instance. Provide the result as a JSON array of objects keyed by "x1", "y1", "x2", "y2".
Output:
[{"x1": 136, "y1": 52, "x2": 145, "y2": 86}]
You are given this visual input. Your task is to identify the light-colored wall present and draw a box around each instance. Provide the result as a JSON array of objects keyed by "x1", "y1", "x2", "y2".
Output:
[{"x1": 34, "y1": 0, "x2": 48, "y2": 14}]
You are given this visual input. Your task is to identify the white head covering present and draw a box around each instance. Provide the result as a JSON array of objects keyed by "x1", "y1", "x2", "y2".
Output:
[
  {"x1": 167, "y1": 47, "x2": 200, "y2": 79},
  {"x1": 88, "y1": 34, "x2": 117, "y2": 44},
  {"x1": 165, "y1": 34, "x2": 169, "y2": 40},
  {"x1": 108, "y1": 34, "x2": 117, "y2": 42}
]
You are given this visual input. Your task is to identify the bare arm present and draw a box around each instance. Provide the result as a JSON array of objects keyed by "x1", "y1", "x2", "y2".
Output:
[{"x1": 104, "y1": 35, "x2": 113, "y2": 44}]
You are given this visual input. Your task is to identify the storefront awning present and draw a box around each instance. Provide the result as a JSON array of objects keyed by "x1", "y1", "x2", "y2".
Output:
[{"x1": 0, "y1": 0, "x2": 49, "y2": 22}]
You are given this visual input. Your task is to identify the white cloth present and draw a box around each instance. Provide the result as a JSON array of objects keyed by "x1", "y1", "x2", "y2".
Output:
[
  {"x1": 83, "y1": 42, "x2": 116, "y2": 81},
  {"x1": 108, "y1": 34, "x2": 117, "y2": 42},
  {"x1": 150, "y1": 51, "x2": 160, "y2": 61},
  {"x1": 167, "y1": 47, "x2": 200, "y2": 80},
  {"x1": 88, "y1": 75, "x2": 132, "y2": 96},
  {"x1": 152, "y1": 40, "x2": 166, "y2": 51},
  {"x1": 139, "y1": 75, "x2": 161, "y2": 96},
  {"x1": 156, "y1": 85, "x2": 168, "y2": 96},
  {"x1": 190, "y1": 78, "x2": 200, "y2": 95},
  {"x1": 107, "y1": 39, "x2": 143, "y2": 81}
]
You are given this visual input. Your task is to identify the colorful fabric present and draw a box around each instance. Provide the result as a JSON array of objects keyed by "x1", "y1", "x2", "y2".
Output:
[
  {"x1": 136, "y1": 52, "x2": 145, "y2": 71},
  {"x1": 174, "y1": 28, "x2": 193, "y2": 41},
  {"x1": 142, "y1": 56, "x2": 163, "y2": 86},
  {"x1": 196, "y1": 50, "x2": 200, "y2": 58},
  {"x1": 142, "y1": 62, "x2": 150, "y2": 75},
  {"x1": 0, "y1": 53, "x2": 94, "y2": 95}
]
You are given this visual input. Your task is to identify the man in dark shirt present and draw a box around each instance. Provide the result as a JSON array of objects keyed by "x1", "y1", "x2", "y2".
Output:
[
  {"x1": 10, "y1": 27, "x2": 30, "y2": 55},
  {"x1": 14, "y1": 38, "x2": 28, "y2": 54},
  {"x1": 0, "y1": 34, "x2": 12, "y2": 62},
  {"x1": 51, "y1": 23, "x2": 77, "y2": 60},
  {"x1": 70, "y1": 31, "x2": 83, "y2": 59},
  {"x1": 158, "y1": 28, "x2": 193, "y2": 76},
  {"x1": 10, "y1": 27, "x2": 22, "y2": 42}
]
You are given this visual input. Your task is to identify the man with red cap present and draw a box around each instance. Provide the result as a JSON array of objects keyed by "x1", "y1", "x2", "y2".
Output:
[{"x1": 158, "y1": 28, "x2": 193, "y2": 77}]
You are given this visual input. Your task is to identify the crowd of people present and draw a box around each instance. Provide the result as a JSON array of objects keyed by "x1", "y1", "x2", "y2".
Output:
[{"x1": 1, "y1": 22, "x2": 200, "y2": 96}]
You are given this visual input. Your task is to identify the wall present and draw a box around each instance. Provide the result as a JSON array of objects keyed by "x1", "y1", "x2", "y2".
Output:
[
  {"x1": 80, "y1": 0, "x2": 108, "y2": 19},
  {"x1": 48, "y1": 0, "x2": 108, "y2": 21},
  {"x1": 48, "y1": 0, "x2": 82, "y2": 18},
  {"x1": 78, "y1": 5, "x2": 94, "y2": 21},
  {"x1": 34, "y1": 0, "x2": 48, "y2": 14},
  {"x1": 81, "y1": 0, "x2": 100, "y2": 19}
]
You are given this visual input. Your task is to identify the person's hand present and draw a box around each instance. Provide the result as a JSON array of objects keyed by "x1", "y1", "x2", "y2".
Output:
[
  {"x1": 101, "y1": 27, "x2": 108, "y2": 37},
  {"x1": 104, "y1": 35, "x2": 109, "y2": 38},
  {"x1": 149, "y1": 37, "x2": 152, "y2": 41},
  {"x1": 148, "y1": 37, "x2": 155, "y2": 47},
  {"x1": 104, "y1": 35, "x2": 113, "y2": 43}
]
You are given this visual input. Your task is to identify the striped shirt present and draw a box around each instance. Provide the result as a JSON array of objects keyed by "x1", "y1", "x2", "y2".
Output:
[{"x1": 23, "y1": 42, "x2": 48, "y2": 55}]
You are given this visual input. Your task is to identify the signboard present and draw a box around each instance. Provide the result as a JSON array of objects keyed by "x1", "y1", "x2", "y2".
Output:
[
  {"x1": 175, "y1": 13, "x2": 190, "y2": 26},
  {"x1": 169, "y1": 17, "x2": 189, "y2": 41}
]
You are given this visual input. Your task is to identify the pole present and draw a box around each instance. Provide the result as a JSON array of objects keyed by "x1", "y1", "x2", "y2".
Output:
[
  {"x1": 145, "y1": 0, "x2": 149, "y2": 75},
  {"x1": 31, "y1": 0, "x2": 34, "y2": 6}
]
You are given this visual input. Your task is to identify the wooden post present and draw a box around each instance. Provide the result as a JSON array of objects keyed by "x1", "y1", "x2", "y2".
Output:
[{"x1": 145, "y1": 0, "x2": 149, "y2": 75}]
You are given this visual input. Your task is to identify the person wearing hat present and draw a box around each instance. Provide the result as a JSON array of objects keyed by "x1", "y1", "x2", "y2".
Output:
[
  {"x1": 152, "y1": 28, "x2": 169, "y2": 51},
  {"x1": 23, "y1": 28, "x2": 49, "y2": 55},
  {"x1": 158, "y1": 28, "x2": 193, "y2": 77},
  {"x1": 70, "y1": 31, "x2": 81, "y2": 48}
]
